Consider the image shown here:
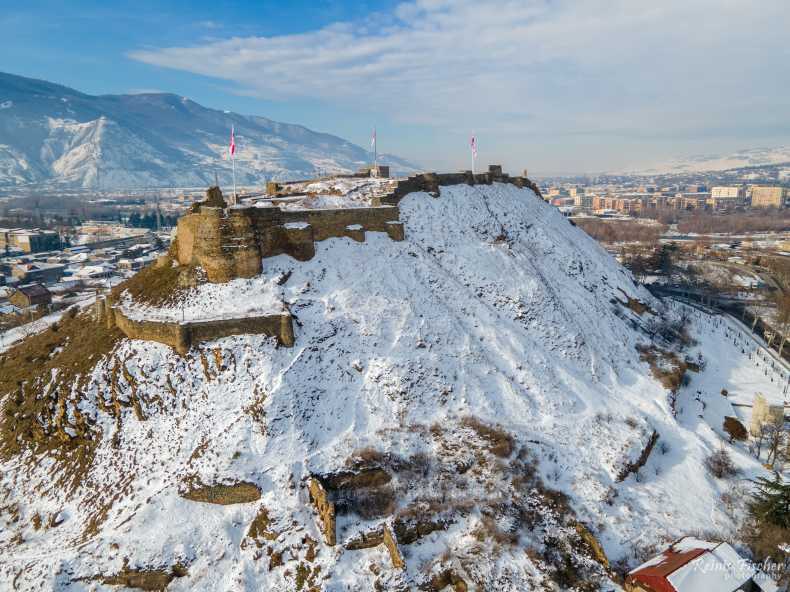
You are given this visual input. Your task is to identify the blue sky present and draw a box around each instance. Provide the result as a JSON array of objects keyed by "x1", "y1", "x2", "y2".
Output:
[{"x1": 2, "y1": 0, "x2": 790, "y2": 174}]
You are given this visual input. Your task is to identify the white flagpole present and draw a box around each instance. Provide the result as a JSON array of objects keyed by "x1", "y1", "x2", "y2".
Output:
[
  {"x1": 372, "y1": 127, "x2": 377, "y2": 174},
  {"x1": 471, "y1": 134, "x2": 476, "y2": 176},
  {"x1": 230, "y1": 125, "x2": 237, "y2": 205},
  {"x1": 232, "y1": 152, "x2": 237, "y2": 205}
]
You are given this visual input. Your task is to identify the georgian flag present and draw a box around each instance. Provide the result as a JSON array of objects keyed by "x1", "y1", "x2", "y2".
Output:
[
  {"x1": 229, "y1": 125, "x2": 236, "y2": 158},
  {"x1": 470, "y1": 134, "x2": 477, "y2": 159},
  {"x1": 371, "y1": 128, "x2": 376, "y2": 151}
]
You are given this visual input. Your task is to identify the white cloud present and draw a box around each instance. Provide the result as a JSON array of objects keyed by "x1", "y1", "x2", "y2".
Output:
[{"x1": 129, "y1": 0, "x2": 790, "y2": 171}]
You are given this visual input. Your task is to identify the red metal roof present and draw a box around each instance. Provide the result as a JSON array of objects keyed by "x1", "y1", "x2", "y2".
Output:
[{"x1": 627, "y1": 547, "x2": 708, "y2": 592}]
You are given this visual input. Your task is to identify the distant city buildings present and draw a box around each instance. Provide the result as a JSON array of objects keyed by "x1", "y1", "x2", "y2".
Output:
[
  {"x1": 750, "y1": 185, "x2": 787, "y2": 208},
  {"x1": 9, "y1": 283, "x2": 52, "y2": 309},
  {"x1": 0, "y1": 232, "x2": 166, "y2": 321},
  {"x1": 11, "y1": 262, "x2": 66, "y2": 284},
  {"x1": 540, "y1": 177, "x2": 788, "y2": 216},
  {"x1": 709, "y1": 186, "x2": 746, "y2": 209},
  {"x1": 0, "y1": 228, "x2": 60, "y2": 254}
]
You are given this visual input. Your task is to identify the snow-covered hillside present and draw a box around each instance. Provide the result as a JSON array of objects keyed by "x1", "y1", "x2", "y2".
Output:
[
  {"x1": 0, "y1": 72, "x2": 417, "y2": 189},
  {"x1": 626, "y1": 146, "x2": 790, "y2": 175},
  {"x1": 0, "y1": 184, "x2": 778, "y2": 590}
]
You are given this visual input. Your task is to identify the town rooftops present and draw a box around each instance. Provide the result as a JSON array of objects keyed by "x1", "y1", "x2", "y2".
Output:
[
  {"x1": 13, "y1": 262, "x2": 66, "y2": 271},
  {"x1": 627, "y1": 537, "x2": 777, "y2": 592},
  {"x1": 15, "y1": 283, "x2": 51, "y2": 299},
  {"x1": 0, "y1": 304, "x2": 22, "y2": 315}
]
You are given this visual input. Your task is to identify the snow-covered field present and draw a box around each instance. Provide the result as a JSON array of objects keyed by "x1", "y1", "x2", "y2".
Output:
[{"x1": 0, "y1": 184, "x2": 781, "y2": 590}]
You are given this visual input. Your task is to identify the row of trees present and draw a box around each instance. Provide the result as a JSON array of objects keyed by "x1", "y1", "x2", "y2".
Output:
[
  {"x1": 718, "y1": 418, "x2": 788, "y2": 580},
  {"x1": 624, "y1": 244, "x2": 677, "y2": 280},
  {"x1": 747, "y1": 476, "x2": 790, "y2": 582},
  {"x1": 126, "y1": 211, "x2": 178, "y2": 229},
  {"x1": 574, "y1": 219, "x2": 665, "y2": 244},
  {"x1": 677, "y1": 210, "x2": 790, "y2": 235}
]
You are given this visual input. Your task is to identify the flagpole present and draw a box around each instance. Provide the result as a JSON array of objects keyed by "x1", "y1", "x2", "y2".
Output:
[
  {"x1": 471, "y1": 133, "x2": 476, "y2": 176},
  {"x1": 372, "y1": 127, "x2": 377, "y2": 175},
  {"x1": 230, "y1": 125, "x2": 237, "y2": 205},
  {"x1": 232, "y1": 153, "x2": 237, "y2": 205}
]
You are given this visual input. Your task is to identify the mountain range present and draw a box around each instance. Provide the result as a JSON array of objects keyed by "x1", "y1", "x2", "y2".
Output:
[
  {"x1": 625, "y1": 146, "x2": 790, "y2": 176},
  {"x1": 0, "y1": 72, "x2": 417, "y2": 190}
]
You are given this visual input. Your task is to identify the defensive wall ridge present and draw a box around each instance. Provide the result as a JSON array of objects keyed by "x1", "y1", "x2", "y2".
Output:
[
  {"x1": 383, "y1": 165, "x2": 543, "y2": 204},
  {"x1": 266, "y1": 164, "x2": 543, "y2": 204},
  {"x1": 95, "y1": 297, "x2": 294, "y2": 355},
  {"x1": 174, "y1": 165, "x2": 541, "y2": 283},
  {"x1": 98, "y1": 165, "x2": 539, "y2": 354},
  {"x1": 173, "y1": 202, "x2": 405, "y2": 283}
]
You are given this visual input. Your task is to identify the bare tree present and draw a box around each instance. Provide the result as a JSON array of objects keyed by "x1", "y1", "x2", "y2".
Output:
[
  {"x1": 765, "y1": 424, "x2": 788, "y2": 469},
  {"x1": 775, "y1": 292, "x2": 790, "y2": 357},
  {"x1": 754, "y1": 423, "x2": 770, "y2": 460}
]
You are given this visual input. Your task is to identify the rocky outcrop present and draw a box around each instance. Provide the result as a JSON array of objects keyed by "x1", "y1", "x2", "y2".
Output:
[
  {"x1": 427, "y1": 569, "x2": 468, "y2": 592},
  {"x1": 180, "y1": 481, "x2": 261, "y2": 505},
  {"x1": 616, "y1": 430, "x2": 659, "y2": 482},
  {"x1": 383, "y1": 524, "x2": 405, "y2": 570},
  {"x1": 307, "y1": 477, "x2": 336, "y2": 546},
  {"x1": 93, "y1": 563, "x2": 188, "y2": 591},
  {"x1": 573, "y1": 521, "x2": 609, "y2": 569}
]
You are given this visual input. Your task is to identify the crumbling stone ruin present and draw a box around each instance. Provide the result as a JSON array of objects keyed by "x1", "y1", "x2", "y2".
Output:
[
  {"x1": 174, "y1": 165, "x2": 541, "y2": 283},
  {"x1": 173, "y1": 202, "x2": 405, "y2": 283},
  {"x1": 96, "y1": 295, "x2": 294, "y2": 355},
  {"x1": 96, "y1": 165, "x2": 540, "y2": 355},
  {"x1": 306, "y1": 477, "x2": 336, "y2": 546}
]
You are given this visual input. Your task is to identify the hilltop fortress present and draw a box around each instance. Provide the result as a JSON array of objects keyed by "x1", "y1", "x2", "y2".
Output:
[
  {"x1": 173, "y1": 165, "x2": 542, "y2": 283},
  {"x1": 98, "y1": 166, "x2": 542, "y2": 354}
]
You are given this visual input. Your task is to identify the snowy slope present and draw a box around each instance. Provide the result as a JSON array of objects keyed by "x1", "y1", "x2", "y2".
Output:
[
  {"x1": 0, "y1": 184, "x2": 777, "y2": 590},
  {"x1": 0, "y1": 72, "x2": 417, "y2": 189},
  {"x1": 626, "y1": 146, "x2": 790, "y2": 175}
]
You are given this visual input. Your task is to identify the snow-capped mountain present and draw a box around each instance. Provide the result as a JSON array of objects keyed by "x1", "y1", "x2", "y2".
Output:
[
  {"x1": 626, "y1": 146, "x2": 790, "y2": 175},
  {"x1": 0, "y1": 72, "x2": 417, "y2": 189},
  {"x1": 0, "y1": 182, "x2": 780, "y2": 590}
]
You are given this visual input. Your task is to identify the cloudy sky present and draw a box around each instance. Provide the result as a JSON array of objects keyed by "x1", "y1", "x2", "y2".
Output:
[{"x1": 2, "y1": 0, "x2": 789, "y2": 174}]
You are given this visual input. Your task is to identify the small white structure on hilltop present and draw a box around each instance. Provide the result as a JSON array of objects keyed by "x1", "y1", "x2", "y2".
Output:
[{"x1": 750, "y1": 393, "x2": 786, "y2": 437}]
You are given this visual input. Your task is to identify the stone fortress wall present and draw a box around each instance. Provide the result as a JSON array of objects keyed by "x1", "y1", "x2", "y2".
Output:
[
  {"x1": 96, "y1": 296, "x2": 294, "y2": 355},
  {"x1": 175, "y1": 165, "x2": 541, "y2": 283},
  {"x1": 100, "y1": 165, "x2": 540, "y2": 354}
]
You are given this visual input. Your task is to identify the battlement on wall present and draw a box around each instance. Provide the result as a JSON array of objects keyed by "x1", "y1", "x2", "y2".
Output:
[{"x1": 173, "y1": 165, "x2": 540, "y2": 283}]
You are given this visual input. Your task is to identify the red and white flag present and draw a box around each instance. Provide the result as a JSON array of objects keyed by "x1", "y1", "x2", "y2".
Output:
[
  {"x1": 371, "y1": 128, "x2": 376, "y2": 151},
  {"x1": 229, "y1": 126, "x2": 236, "y2": 158},
  {"x1": 470, "y1": 135, "x2": 477, "y2": 159}
]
